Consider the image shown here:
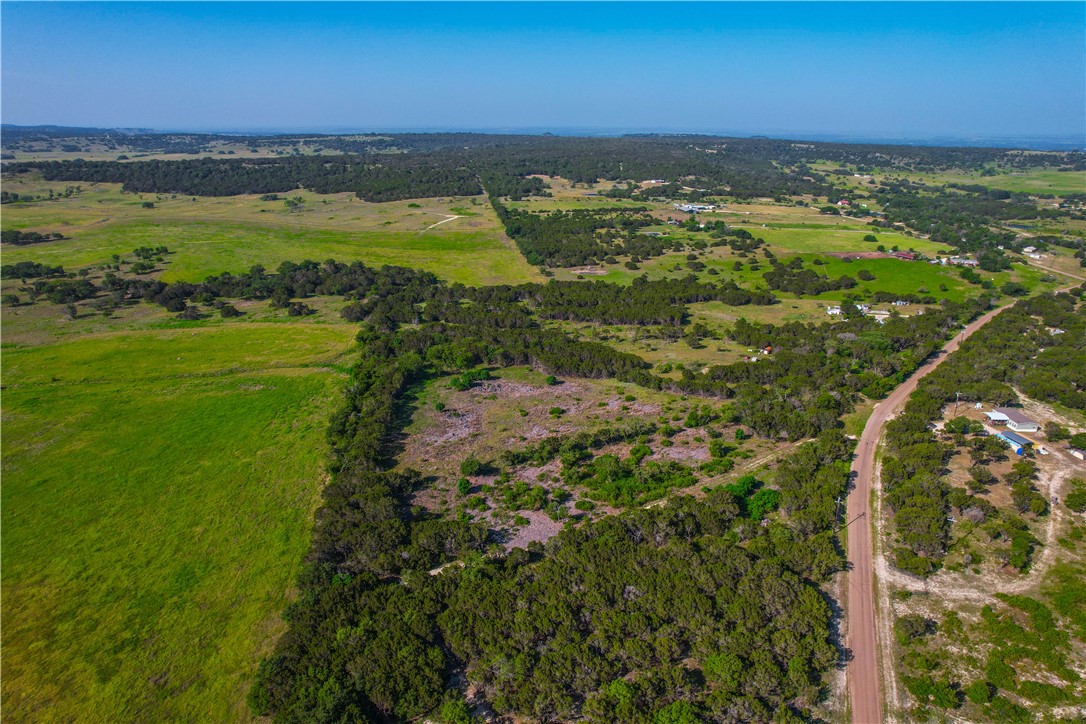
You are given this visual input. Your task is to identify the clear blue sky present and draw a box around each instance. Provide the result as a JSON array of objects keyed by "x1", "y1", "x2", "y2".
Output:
[{"x1": 2, "y1": 2, "x2": 1084, "y2": 142}]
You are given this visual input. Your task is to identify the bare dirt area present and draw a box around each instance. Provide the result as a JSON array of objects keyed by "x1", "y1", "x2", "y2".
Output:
[
  {"x1": 499, "y1": 510, "x2": 567, "y2": 550},
  {"x1": 395, "y1": 366, "x2": 790, "y2": 550},
  {"x1": 827, "y1": 251, "x2": 893, "y2": 260}
]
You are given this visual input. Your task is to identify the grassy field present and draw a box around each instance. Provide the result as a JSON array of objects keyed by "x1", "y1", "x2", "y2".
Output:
[
  {"x1": 912, "y1": 168, "x2": 1086, "y2": 196},
  {"x1": 810, "y1": 163, "x2": 1086, "y2": 197},
  {"x1": 751, "y1": 227, "x2": 945, "y2": 255},
  {"x1": 1, "y1": 324, "x2": 356, "y2": 722},
  {"x1": 0, "y1": 176, "x2": 541, "y2": 286},
  {"x1": 541, "y1": 319, "x2": 749, "y2": 370}
]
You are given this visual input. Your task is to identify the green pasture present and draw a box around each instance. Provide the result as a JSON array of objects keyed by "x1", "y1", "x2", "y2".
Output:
[
  {"x1": 0, "y1": 177, "x2": 540, "y2": 286},
  {"x1": 811, "y1": 162, "x2": 1085, "y2": 197},
  {"x1": 1, "y1": 218, "x2": 536, "y2": 286},
  {"x1": 915, "y1": 168, "x2": 1086, "y2": 196},
  {"x1": 506, "y1": 195, "x2": 652, "y2": 211},
  {"x1": 751, "y1": 227, "x2": 947, "y2": 255},
  {"x1": 1, "y1": 324, "x2": 355, "y2": 722},
  {"x1": 0, "y1": 280, "x2": 359, "y2": 347}
]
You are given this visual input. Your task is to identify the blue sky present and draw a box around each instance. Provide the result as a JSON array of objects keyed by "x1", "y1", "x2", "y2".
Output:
[{"x1": 2, "y1": 2, "x2": 1084, "y2": 142}]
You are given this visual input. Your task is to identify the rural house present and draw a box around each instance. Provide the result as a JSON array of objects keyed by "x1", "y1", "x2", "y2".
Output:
[{"x1": 985, "y1": 407, "x2": 1041, "y2": 433}]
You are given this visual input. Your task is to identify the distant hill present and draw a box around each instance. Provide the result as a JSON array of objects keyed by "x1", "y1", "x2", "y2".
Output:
[{"x1": 1, "y1": 124, "x2": 158, "y2": 140}]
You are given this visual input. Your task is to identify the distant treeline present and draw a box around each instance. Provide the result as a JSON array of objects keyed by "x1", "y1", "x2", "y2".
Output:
[
  {"x1": 7, "y1": 156, "x2": 483, "y2": 202},
  {"x1": 6, "y1": 126, "x2": 1082, "y2": 172},
  {"x1": 9, "y1": 135, "x2": 1083, "y2": 268}
]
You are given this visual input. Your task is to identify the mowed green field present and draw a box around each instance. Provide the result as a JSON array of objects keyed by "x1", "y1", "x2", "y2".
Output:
[
  {"x1": 750, "y1": 227, "x2": 946, "y2": 255},
  {"x1": 1, "y1": 324, "x2": 356, "y2": 722},
  {"x1": 0, "y1": 177, "x2": 541, "y2": 286}
]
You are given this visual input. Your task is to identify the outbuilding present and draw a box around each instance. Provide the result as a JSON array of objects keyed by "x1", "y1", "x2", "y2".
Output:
[{"x1": 994, "y1": 430, "x2": 1033, "y2": 456}]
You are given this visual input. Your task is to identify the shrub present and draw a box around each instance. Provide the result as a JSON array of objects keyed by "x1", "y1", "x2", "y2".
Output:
[
  {"x1": 988, "y1": 696, "x2": 1031, "y2": 723},
  {"x1": 1016, "y1": 680, "x2": 1069, "y2": 704},
  {"x1": 747, "y1": 488, "x2": 780, "y2": 521},
  {"x1": 1044, "y1": 421, "x2": 1069, "y2": 441},
  {"x1": 985, "y1": 656, "x2": 1016, "y2": 690},
  {"x1": 895, "y1": 614, "x2": 933, "y2": 645},
  {"x1": 459, "y1": 456, "x2": 482, "y2": 476},
  {"x1": 964, "y1": 680, "x2": 993, "y2": 705},
  {"x1": 1065, "y1": 479, "x2": 1086, "y2": 513}
]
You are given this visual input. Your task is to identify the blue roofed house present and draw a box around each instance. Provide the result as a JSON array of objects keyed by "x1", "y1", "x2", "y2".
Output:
[{"x1": 993, "y1": 429, "x2": 1033, "y2": 455}]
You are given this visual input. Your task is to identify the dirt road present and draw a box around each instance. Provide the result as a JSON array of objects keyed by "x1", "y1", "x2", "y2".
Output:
[{"x1": 846, "y1": 304, "x2": 1008, "y2": 723}]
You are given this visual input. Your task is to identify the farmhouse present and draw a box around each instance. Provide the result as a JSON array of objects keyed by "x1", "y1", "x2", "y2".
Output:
[
  {"x1": 826, "y1": 305, "x2": 842, "y2": 315},
  {"x1": 891, "y1": 251, "x2": 917, "y2": 261},
  {"x1": 984, "y1": 407, "x2": 1040, "y2": 432},
  {"x1": 1022, "y1": 245, "x2": 1036, "y2": 253},
  {"x1": 674, "y1": 203, "x2": 716, "y2": 213}
]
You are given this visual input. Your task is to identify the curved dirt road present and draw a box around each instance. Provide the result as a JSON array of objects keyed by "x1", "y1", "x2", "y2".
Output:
[{"x1": 846, "y1": 304, "x2": 1009, "y2": 723}]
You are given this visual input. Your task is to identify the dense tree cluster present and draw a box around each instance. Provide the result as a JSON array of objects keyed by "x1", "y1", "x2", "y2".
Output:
[
  {"x1": 0, "y1": 229, "x2": 65, "y2": 245},
  {"x1": 762, "y1": 258, "x2": 857, "y2": 295},
  {"x1": 874, "y1": 182, "x2": 1061, "y2": 254},
  {"x1": 9, "y1": 156, "x2": 483, "y2": 202},
  {"x1": 682, "y1": 300, "x2": 987, "y2": 439},
  {"x1": 0, "y1": 260, "x2": 67, "y2": 280},
  {"x1": 492, "y1": 201, "x2": 659, "y2": 267}
]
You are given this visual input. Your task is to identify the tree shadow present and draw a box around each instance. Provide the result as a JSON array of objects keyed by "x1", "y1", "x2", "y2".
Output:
[
  {"x1": 380, "y1": 373, "x2": 433, "y2": 468},
  {"x1": 820, "y1": 586, "x2": 854, "y2": 670}
]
